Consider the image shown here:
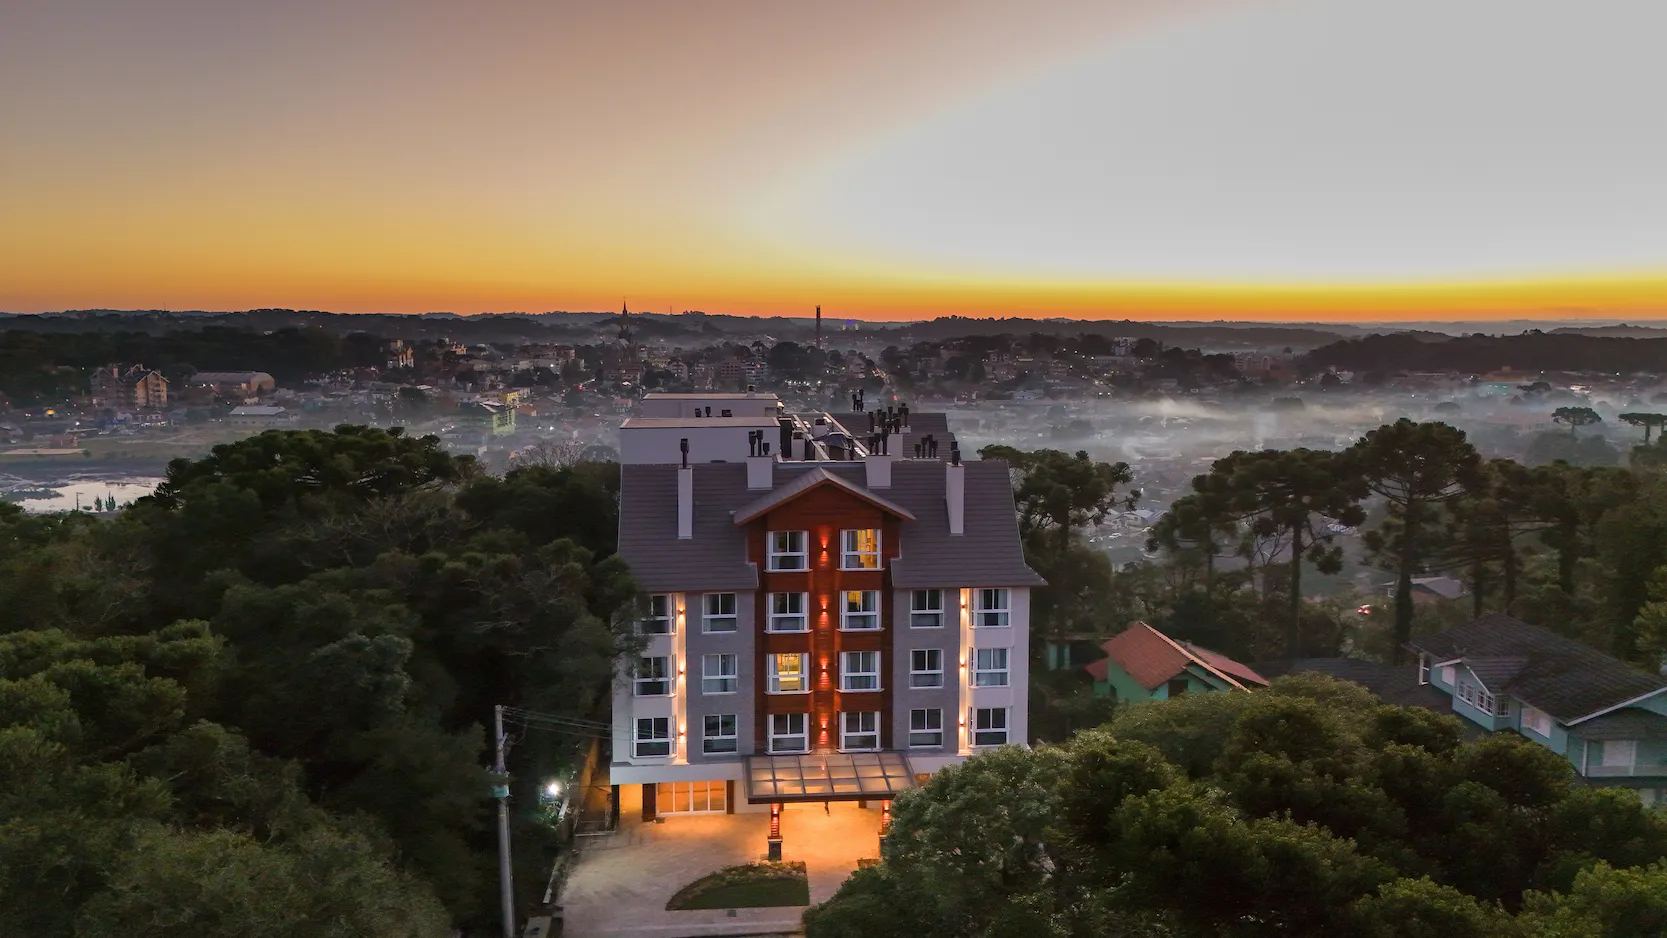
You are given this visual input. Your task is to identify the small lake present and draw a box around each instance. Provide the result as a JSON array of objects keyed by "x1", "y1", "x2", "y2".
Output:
[{"x1": 1, "y1": 476, "x2": 165, "y2": 513}]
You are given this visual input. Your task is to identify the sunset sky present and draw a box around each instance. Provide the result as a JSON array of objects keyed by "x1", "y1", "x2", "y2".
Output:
[{"x1": 3, "y1": 0, "x2": 1665, "y2": 321}]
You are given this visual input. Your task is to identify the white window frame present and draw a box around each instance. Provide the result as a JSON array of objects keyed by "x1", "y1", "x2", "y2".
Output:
[
  {"x1": 1521, "y1": 705, "x2": 1552, "y2": 737},
  {"x1": 1602, "y1": 739, "x2": 1637, "y2": 768},
  {"x1": 641, "y1": 594, "x2": 671, "y2": 635},
  {"x1": 909, "y1": 708, "x2": 944, "y2": 748},
  {"x1": 841, "y1": 651, "x2": 881, "y2": 692},
  {"x1": 975, "y1": 588, "x2": 1011, "y2": 628},
  {"x1": 840, "y1": 529, "x2": 881, "y2": 570},
  {"x1": 634, "y1": 656, "x2": 671, "y2": 696},
  {"x1": 767, "y1": 592, "x2": 808, "y2": 633},
  {"x1": 702, "y1": 592, "x2": 737, "y2": 633},
  {"x1": 1457, "y1": 679, "x2": 1496, "y2": 715},
  {"x1": 701, "y1": 653, "x2": 738, "y2": 695},
  {"x1": 767, "y1": 530, "x2": 808, "y2": 571},
  {"x1": 634, "y1": 717, "x2": 671, "y2": 758},
  {"x1": 973, "y1": 707, "x2": 1008, "y2": 747},
  {"x1": 910, "y1": 589, "x2": 944, "y2": 628},
  {"x1": 1417, "y1": 655, "x2": 1429, "y2": 685},
  {"x1": 702, "y1": 714, "x2": 738, "y2": 754},
  {"x1": 910, "y1": 649, "x2": 944, "y2": 689},
  {"x1": 769, "y1": 712, "x2": 809, "y2": 754},
  {"x1": 974, "y1": 647, "x2": 1010, "y2": 687},
  {"x1": 840, "y1": 711, "x2": 881, "y2": 751},
  {"x1": 767, "y1": 652, "x2": 810, "y2": 694},
  {"x1": 840, "y1": 589, "x2": 881, "y2": 631}
]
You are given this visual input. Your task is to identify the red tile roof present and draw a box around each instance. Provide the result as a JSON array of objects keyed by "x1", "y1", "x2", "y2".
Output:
[{"x1": 1086, "y1": 622, "x2": 1268, "y2": 691}]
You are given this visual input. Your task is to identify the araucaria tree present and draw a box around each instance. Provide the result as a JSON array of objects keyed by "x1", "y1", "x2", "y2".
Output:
[
  {"x1": 1620, "y1": 412, "x2": 1667, "y2": 446},
  {"x1": 979, "y1": 446, "x2": 1137, "y2": 551},
  {"x1": 1188, "y1": 449, "x2": 1366, "y2": 655},
  {"x1": 1349, "y1": 420, "x2": 1481, "y2": 663},
  {"x1": 1552, "y1": 406, "x2": 1603, "y2": 437}
]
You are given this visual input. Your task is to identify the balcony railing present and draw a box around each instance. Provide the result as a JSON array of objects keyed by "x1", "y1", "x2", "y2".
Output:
[{"x1": 1583, "y1": 763, "x2": 1664, "y2": 778}]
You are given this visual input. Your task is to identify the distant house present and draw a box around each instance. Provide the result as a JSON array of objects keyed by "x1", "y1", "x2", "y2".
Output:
[
  {"x1": 457, "y1": 399, "x2": 515, "y2": 436},
  {"x1": 1410, "y1": 613, "x2": 1667, "y2": 806},
  {"x1": 1382, "y1": 575, "x2": 1467, "y2": 604},
  {"x1": 191, "y1": 371, "x2": 277, "y2": 396},
  {"x1": 1086, "y1": 623, "x2": 1269, "y2": 701},
  {"x1": 91, "y1": 365, "x2": 168, "y2": 411},
  {"x1": 226, "y1": 405, "x2": 296, "y2": 427}
]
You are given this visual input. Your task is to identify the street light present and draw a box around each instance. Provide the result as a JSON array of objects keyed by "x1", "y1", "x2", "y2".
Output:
[{"x1": 543, "y1": 780, "x2": 562, "y2": 800}]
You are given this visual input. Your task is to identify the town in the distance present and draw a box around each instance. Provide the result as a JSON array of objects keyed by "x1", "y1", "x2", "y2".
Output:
[{"x1": 6, "y1": 306, "x2": 1667, "y2": 938}]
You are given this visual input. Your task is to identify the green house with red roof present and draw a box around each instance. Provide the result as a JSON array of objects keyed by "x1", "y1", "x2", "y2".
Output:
[{"x1": 1086, "y1": 622, "x2": 1269, "y2": 701}]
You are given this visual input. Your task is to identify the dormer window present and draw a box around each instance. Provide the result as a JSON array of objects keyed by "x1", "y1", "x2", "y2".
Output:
[{"x1": 767, "y1": 530, "x2": 808, "y2": 571}]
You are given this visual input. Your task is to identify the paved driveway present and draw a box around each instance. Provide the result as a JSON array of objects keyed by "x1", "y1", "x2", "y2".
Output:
[{"x1": 559, "y1": 799, "x2": 881, "y2": 938}]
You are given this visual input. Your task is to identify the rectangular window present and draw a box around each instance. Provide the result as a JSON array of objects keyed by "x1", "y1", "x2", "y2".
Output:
[
  {"x1": 1439, "y1": 665, "x2": 1456, "y2": 686},
  {"x1": 641, "y1": 594, "x2": 671, "y2": 634},
  {"x1": 769, "y1": 713, "x2": 808, "y2": 753},
  {"x1": 909, "y1": 708, "x2": 944, "y2": 748},
  {"x1": 634, "y1": 717, "x2": 670, "y2": 757},
  {"x1": 974, "y1": 648, "x2": 1010, "y2": 687},
  {"x1": 841, "y1": 529, "x2": 881, "y2": 570},
  {"x1": 975, "y1": 588, "x2": 1011, "y2": 628},
  {"x1": 973, "y1": 707, "x2": 1008, "y2": 747},
  {"x1": 841, "y1": 651, "x2": 880, "y2": 691},
  {"x1": 634, "y1": 656, "x2": 671, "y2": 696},
  {"x1": 840, "y1": 590, "x2": 881, "y2": 630},
  {"x1": 701, "y1": 653, "x2": 738, "y2": 694},
  {"x1": 1602, "y1": 739, "x2": 1637, "y2": 768},
  {"x1": 1521, "y1": 705, "x2": 1552, "y2": 737},
  {"x1": 910, "y1": 649, "x2": 944, "y2": 688},
  {"x1": 1457, "y1": 680, "x2": 1496, "y2": 715},
  {"x1": 702, "y1": 593, "x2": 737, "y2": 633},
  {"x1": 767, "y1": 592, "x2": 808, "y2": 632},
  {"x1": 910, "y1": 589, "x2": 944, "y2": 628},
  {"x1": 767, "y1": 653, "x2": 809, "y2": 694},
  {"x1": 840, "y1": 711, "x2": 881, "y2": 751},
  {"x1": 1417, "y1": 655, "x2": 1429, "y2": 685},
  {"x1": 702, "y1": 714, "x2": 737, "y2": 754},
  {"x1": 767, "y1": 530, "x2": 808, "y2": 571}
]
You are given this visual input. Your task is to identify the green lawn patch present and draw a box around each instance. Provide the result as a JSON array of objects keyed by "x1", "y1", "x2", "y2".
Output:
[{"x1": 665, "y1": 861, "x2": 810, "y2": 911}]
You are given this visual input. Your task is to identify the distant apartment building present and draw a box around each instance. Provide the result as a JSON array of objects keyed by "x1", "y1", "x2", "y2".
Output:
[
  {"x1": 612, "y1": 392, "x2": 1041, "y2": 838},
  {"x1": 91, "y1": 365, "x2": 168, "y2": 411}
]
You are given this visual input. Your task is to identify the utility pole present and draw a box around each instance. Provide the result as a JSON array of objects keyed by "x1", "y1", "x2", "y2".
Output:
[{"x1": 494, "y1": 705, "x2": 515, "y2": 938}]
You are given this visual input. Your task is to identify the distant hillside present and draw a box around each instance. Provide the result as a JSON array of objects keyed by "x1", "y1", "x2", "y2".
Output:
[{"x1": 1305, "y1": 330, "x2": 1667, "y2": 374}]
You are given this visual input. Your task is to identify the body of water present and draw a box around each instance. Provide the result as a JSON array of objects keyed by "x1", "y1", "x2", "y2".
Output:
[{"x1": 1, "y1": 475, "x2": 165, "y2": 513}]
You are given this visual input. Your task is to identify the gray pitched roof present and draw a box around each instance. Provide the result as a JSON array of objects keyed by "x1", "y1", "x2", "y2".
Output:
[
  {"x1": 1410, "y1": 613, "x2": 1667, "y2": 722},
  {"x1": 1252, "y1": 657, "x2": 1453, "y2": 712},
  {"x1": 618, "y1": 463, "x2": 758, "y2": 593},
  {"x1": 616, "y1": 457, "x2": 1043, "y2": 593},
  {"x1": 1570, "y1": 708, "x2": 1667, "y2": 740},
  {"x1": 1464, "y1": 657, "x2": 1529, "y2": 692},
  {"x1": 731, "y1": 468, "x2": 916, "y2": 525}
]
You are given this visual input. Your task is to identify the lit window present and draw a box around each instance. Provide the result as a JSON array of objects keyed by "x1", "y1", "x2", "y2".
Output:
[
  {"x1": 840, "y1": 590, "x2": 880, "y2": 630},
  {"x1": 641, "y1": 594, "x2": 671, "y2": 634},
  {"x1": 703, "y1": 714, "x2": 737, "y2": 754},
  {"x1": 633, "y1": 656, "x2": 671, "y2": 696},
  {"x1": 769, "y1": 713, "x2": 808, "y2": 753},
  {"x1": 909, "y1": 708, "x2": 943, "y2": 748},
  {"x1": 702, "y1": 653, "x2": 738, "y2": 694},
  {"x1": 841, "y1": 651, "x2": 880, "y2": 691},
  {"x1": 840, "y1": 711, "x2": 880, "y2": 751},
  {"x1": 767, "y1": 592, "x2": 808, "y2": 632},
  {"x1": 702, "y1": 593, "x2": 737, "y2": 632},
  {"x1": 841, "y1": 529, "x2": 881, "y2": 569},
  {"x1": 768, "y1": 653, "x2": 810, "y2": 694},
  {"x1": 910, "y1": 589, "x2": 944, "y2": 628},
  {"x1": 1521, "y1": 705, "x2": 1552, "y2": 737},
  {"x1": 973, "y1": 707, "x2": 1008, "y2": 746},
  {"x1": 1438, "y1": 665, "x2": 1456, "y2": 686},
  {"x1": 634, "y1": 717, "x2": 670, "y2": 757},
  {"x1": 910, "y1": 649, "x2": 944, "y2": 688},
  {"x1": 974, "y1": 648, "x2": 1010, "y2": 687},
  {"x1": 975, "y1": 589, "x2": 1011, "y2": 627},
  {"x1": 767, "y1": 531, "x2": 808, "y2": 571}
]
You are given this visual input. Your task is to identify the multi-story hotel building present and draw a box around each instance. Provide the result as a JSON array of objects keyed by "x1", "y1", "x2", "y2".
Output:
[{"x1": 612, "y1": 392, "x2": 1042, "y2": 828}]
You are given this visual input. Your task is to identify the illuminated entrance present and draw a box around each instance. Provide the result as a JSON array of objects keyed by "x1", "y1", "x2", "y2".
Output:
[{"x1": 744, "y1": 752, "x2": 916, "y2": 858}]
